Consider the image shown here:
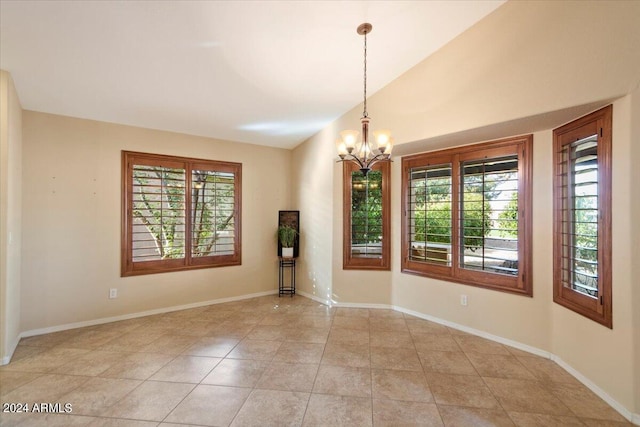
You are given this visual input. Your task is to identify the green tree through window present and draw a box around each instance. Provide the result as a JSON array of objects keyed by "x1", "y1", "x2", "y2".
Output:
[
  {"x1": 122, "y1": 151, "x2": 241, "y2": 276},
  {"x1": 402, "y1": 135, "x2": 532, "y2": 296},
  {"x1": 351, "y1": 170, "x2": 383, "y2": 249},
  {"x1": 343, "y1": 161, "x2": 390, "y2": 270}
]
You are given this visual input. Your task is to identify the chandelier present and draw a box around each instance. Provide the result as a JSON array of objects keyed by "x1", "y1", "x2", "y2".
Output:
[{"x1": 336, "y1": 23, "x2": 393, "y2": 176}]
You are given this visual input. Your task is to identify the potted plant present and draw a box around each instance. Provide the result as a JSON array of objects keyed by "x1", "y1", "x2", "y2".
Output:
[{"x1": 278, "y1": 225, "x2": 298, "y2": 258}]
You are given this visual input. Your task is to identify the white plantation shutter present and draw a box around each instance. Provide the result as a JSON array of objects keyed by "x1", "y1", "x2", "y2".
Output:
[
  {"x1": 558, "y1": 136, "x2": 599, "y2": 297},
  {"x1": 553, "y1": 105, "x2": 612, "y2": 328},
  {"x1": 191, "y1": 169, "x2": 236, "y2": 258},
  {"x1": 408, "y1": 163, "x2": 453, "y2": 266},
  {"x1": 460, "y1": 155, "x2": 519, "y2": 276},
  {"x1": 132, "y1": 164, "x2": 186, "y2": 262}
]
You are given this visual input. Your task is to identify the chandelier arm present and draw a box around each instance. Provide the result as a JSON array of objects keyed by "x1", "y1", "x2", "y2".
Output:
[
  {"x1": 343, "y1": 154, "x2": 366, "y2": 170},
  {"x1": 373, "y1": 154, "x2": 390, "y2": 164},
  {"x1": 363, "y1": 153, "x2": 392, "y2": 168}
]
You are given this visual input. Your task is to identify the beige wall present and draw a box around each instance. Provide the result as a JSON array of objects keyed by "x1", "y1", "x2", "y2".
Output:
[
  {"x1": 292, "y1": 0, "x2": 640, "y2": 417},
  {"x1": 632, "y1": 87, "x2": 640, "y2": 416},
  {"x1": 21, "y1": 111, "x2": 292, "y2": 332},
  {"x1": 0, "y1": 70, "x2": 23, "y2": 363},
  {"x1": 290, "y1": 124, "x2": 335, "y2": 303},
  {"x1": 372, "y1": 0, "x2": 640, "y2": 149}
]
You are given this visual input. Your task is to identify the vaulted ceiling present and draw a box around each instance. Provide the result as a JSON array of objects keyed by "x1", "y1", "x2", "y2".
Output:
[{"x1": 0, "y1": 1, "x2": 504, "y2": 149}]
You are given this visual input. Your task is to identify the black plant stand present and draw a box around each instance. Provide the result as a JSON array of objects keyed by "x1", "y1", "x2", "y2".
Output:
[{"x1": 279, "y1": 258, "x2": 296, "y2": 297}]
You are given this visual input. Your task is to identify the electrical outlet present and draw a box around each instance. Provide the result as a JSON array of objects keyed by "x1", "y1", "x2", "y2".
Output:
[
  {"x1": 460, "y1": 295, "x2": 468, "y2": 306},
  {"x1": 109, "y1": 288, "x2": 118, "y2": 299}
]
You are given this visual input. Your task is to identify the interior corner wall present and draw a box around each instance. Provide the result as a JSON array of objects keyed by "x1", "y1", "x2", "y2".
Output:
[
  {"x1": 291, "y1": 102, "x2": 394, "y2": 307},
  {"x1": 290, "y1": 125, "x2": 335, "y2": 304},
  {"x1": 0, "y1": 70, "x2": 23, "y2": 364},
  {"x1": 20, "y1": 111, "x2": 292, "y2": 332}
]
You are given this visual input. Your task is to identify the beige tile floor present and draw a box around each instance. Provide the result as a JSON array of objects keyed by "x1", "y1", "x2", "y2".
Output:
[{"x1": 0, "y1": 295, "x2": 632, "y2": 427}]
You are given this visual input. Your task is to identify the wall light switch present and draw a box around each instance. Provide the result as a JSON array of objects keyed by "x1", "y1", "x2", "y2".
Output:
[{"x1": 460, "y1": 295, "x2": 468, "y2": 306}]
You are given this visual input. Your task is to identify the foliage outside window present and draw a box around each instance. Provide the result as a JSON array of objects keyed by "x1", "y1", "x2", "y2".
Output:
[
  {"x1": 553, "y1": 106, "x2": 612, "y2": 328},
  {"x1": 343, "y1": 161, "x2": 390, "y2": 270},
  {"x1": 122, "y1": 151, "x2": 241, "y2": 276},
  {"x1": 401, "y1": 136, "x2": 532, "y2": 295}
]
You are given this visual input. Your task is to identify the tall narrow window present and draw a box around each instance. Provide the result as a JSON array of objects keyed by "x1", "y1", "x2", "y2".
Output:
[
  {"x1": 402, "y1": 135, "x2": 532, "y2": 295},
  {"x1": 122, "y1": 151, "x2": 241, "y2": 276},
  {"x1": 343, "y1": 161, "x2": 390, "y2": 270},
  {"x1": 553, "y1": 106, "x2": 612, "y2": 328}
]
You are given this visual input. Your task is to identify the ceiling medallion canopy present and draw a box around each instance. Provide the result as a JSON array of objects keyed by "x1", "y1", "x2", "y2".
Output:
[{"x1": 336, "y1": 23, "x2": 393, "y2": 176}]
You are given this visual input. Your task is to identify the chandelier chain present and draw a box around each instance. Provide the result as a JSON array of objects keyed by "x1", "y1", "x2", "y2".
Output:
[{"x1": 363, "y1": 29, "x2": 368, "y2": 118}]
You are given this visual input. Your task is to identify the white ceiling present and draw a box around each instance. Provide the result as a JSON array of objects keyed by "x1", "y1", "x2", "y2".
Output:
[{"x1": 0, "y1": 0, "x2": 504, "y2": 149}]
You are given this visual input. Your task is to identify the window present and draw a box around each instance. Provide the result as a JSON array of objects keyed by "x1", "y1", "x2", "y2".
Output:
[
  {"x1": 343, "y1": 161, "x2": 390, "y2": 270},
  {"x1": 122, "y1": 151, "x2": 241, "y2": 276},
  {"x1": 402, "y1": 135, "x2": 532, "y2": 295},
  {"x1": 553, "y1": 106, "x2": 612, "y2": 328}
]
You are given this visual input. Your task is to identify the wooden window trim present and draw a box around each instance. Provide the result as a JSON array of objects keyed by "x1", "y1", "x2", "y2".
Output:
[
  {"x1": 401, "y1": 135, "x2": 533, "y2": 296},
  {"x1": 553, "y1": 105, "x2": 612, "y2": 328},
  {"x1": 121, "y1": 151, "x2": 242, "y2": 277},
  {"x1": 342, "y1": 161, "x2": 391, "y2": 270}
]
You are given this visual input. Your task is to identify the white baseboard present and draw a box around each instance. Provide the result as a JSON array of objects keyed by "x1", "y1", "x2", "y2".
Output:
[
  {"x1": 393, "y1": 305, "x2": 551, "y2": 359},
  {"x1": 297, "y1": 291, "x2": 395, "y2": 311},
  {"x1": 332, "y1": 301, "x2": 394, "y2": 310},
  {"x1": 552, "y1": 355, "x2": 639, "y2": 425},
  {"x1": 392, "y1": 305, "x2": 638, "y2": 425},
  {"x1": 1, "y1": 334, "x2": 21, "y2": 365},
  {"x1": 296, "y1": 290, "x2": 331, "y2": 306},
  {"x1": 18, "y1": 289, "x2": 277, "y2": 339}
]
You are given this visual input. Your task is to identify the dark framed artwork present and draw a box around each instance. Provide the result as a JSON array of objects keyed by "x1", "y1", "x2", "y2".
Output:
[{"x1": 278, "y1": 210, "x2": 300, "y2": 258}]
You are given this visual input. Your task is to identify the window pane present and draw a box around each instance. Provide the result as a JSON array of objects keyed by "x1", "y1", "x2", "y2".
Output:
[
  {"x1": 408, "y1": 164, "x2": 452, "y2": 265},
  {"x1": 562, "y1": 135, "x2": 599, "y2": 298},
  {"x1": 132, "y1": 165, "x2": 186, "y2": 261},
  {"x1": 350, "y1": 170, "x2": 383, "y2": 258},
  {"x1": 460, "y1": 156, "x2": 519, "y2": 276},
  {"x1": 191, "y1": 170, "x2": 236, "y2": 257}
]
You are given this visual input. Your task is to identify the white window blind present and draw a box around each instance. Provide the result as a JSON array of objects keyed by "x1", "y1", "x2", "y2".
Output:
[
  {"x1": 559, "y1": 135, "x2": 599, "y2": 298},
  {"x1": 132, "y1": 165, "x2": 186, "y2": 262},
  {"x1": 408, "y1": 163, "x2": 452, "y2": 266},
  {"x1": 191, "y1": 170, "x2": 236, "y2": 257},
  {"x1": 460, "y1": 155, "x2": 519, "y2": 276}
]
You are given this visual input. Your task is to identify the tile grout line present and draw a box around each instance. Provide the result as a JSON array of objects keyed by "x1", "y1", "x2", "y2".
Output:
[
  {"x1": 411, "y1": 317, "x2": 448, "y2": 426},
  {"x1": 3, "y1": 295, "x2": 632, "y2": 426}
]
